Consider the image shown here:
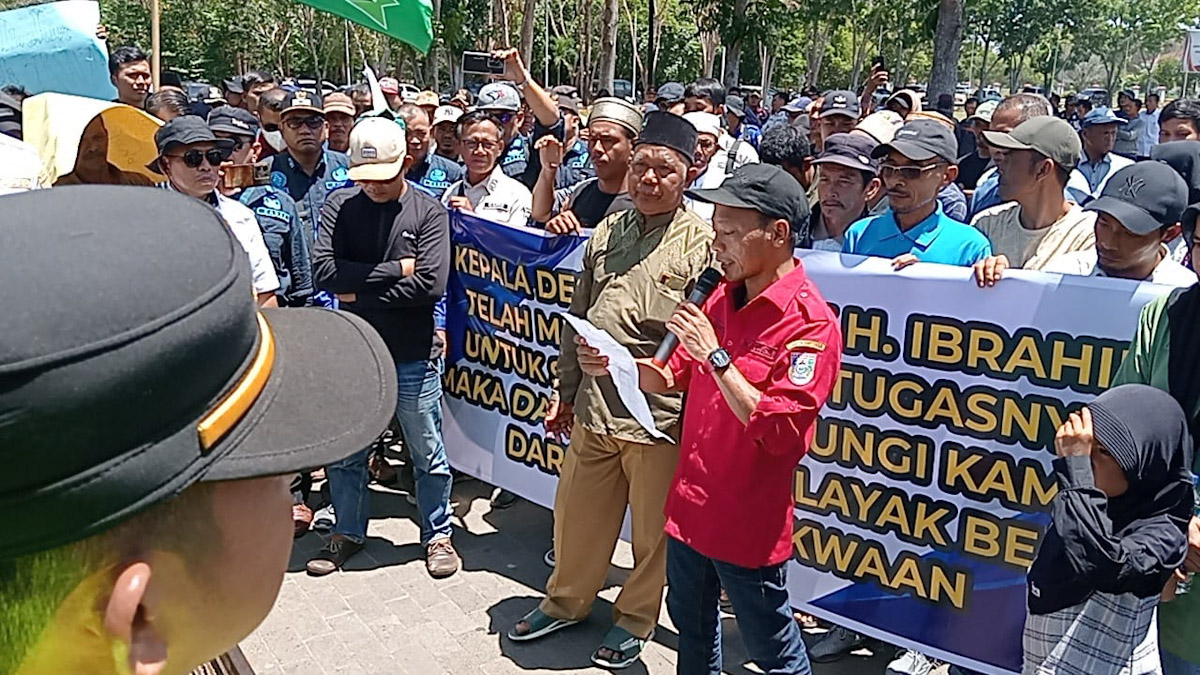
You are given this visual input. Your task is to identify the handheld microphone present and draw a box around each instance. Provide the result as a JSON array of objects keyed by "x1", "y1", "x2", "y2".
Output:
[{"x1": 652, "y1": 267, "x2": 724, "y2": 366}]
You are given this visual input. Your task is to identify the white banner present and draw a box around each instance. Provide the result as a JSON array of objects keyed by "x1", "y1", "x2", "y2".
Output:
[
  {"x1": 1186, "y1": 29, "x2": 1200, "y2": 72},
  {"x1": 441, "y1": 213, "x2": 1173, "y2": 674}
]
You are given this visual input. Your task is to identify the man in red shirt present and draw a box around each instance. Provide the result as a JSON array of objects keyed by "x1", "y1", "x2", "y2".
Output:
[{"x1": 578, "y1": 163, "x2": 842, "y2": 674}]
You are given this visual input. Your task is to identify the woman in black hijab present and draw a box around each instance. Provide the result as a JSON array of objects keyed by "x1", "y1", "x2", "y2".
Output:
[{"x1": 1024, "y1": 384, "x2": 1193, "y2": 675}]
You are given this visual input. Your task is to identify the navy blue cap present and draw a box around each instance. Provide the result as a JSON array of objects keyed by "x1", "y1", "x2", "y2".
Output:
[
  {"x1": 819, "y1": 90, "x2": 861, "y2": 118},
  {"x1": 656, "y1": 82, "x2": 685, "y2": 103},
  {"x1": 814, "y1": 132, "x2": 880, "y2": 174}
]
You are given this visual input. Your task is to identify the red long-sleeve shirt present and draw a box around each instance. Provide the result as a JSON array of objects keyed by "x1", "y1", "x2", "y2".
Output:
[{"x1": 664, "y1": 260, "x2": 842, "y2": 568}]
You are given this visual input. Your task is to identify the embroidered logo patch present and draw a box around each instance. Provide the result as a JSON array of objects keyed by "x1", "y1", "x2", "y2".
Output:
[
  {"x1": 270, "y1": 171, "x2": 286, "y2": 188},
  {"x1": 332, "y1": 167, "x2": 350, "y2": 182},
  {"x1": 789, "y1": 352, "x2": 817, "y2": 385},
  {"x1": 263, "y1": 196, "x2": 282, "y2": 210}
]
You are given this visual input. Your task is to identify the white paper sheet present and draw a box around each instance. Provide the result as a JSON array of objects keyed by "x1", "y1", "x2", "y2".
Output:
[{"x1": 561, "y1": 314, "x2": 675, "y2": 443}]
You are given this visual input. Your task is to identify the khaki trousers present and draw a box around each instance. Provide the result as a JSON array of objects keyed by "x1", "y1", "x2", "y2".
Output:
[{"x1": 540, "y1": 425, "x2": 680, "y2": 638}]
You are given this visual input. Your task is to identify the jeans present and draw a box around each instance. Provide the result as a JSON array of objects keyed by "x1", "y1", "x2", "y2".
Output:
[
  {"x1": 396, "y1": 357, "x2": 453, "y2": 545},
  {"x1": 327, "y1": 446, "x2": 371, "y2": 542},
  {"x1": 1162, "y1": 649, "x2": 1200, "y2": 675},
  {"x1": 666, "y1": 537, "x2": 811, "y2": 675}
]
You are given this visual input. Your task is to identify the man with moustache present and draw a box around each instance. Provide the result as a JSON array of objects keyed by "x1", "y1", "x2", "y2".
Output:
[
  {"x1": 507, "y1": 112, "x2": 713, "y2": 671},
  {"x1": 808, "y1": 133, "x2": 881, "y2": 251},
  {"x1": 398, "y1": 103, "x2": 463, "y2": 199},
  {"x1": 530, "y1": 97, "x2": 642, "y2": 234},
  {"x1": 322, "y1": 93, "x2": 356, "y2": 154},
  {"x1": 265, "y1": 90, "x2": 352, "y2": 249}
]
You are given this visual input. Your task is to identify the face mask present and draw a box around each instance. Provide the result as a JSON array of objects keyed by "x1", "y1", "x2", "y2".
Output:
[{"x1": 261, "y1": 130, "x2": 284, "y2": 151}]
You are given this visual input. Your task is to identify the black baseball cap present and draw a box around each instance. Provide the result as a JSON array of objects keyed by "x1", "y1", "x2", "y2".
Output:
[
  {"x1": 686, "y1": 163, "x2": 811, "y2": 231},
  {"x1": 208, "y1": 104, "x2": 259, "y2": 137},
  {"x1": 819, "y1": 90, "x2": 861, "y2": 119},
  {"x1": 1085, "y1": 162, "x2": 1188, "y2": 235},
  {"x1": 223, "y1": 76, "x2": 245, "y2": 94},
  {"x1": 282, "y1": 89, "x2": 324, "y2": 116},
  {"x1": 813, "y1": 132, "x2": 880, "y2": 174},
  {"x1": 1, "y1": 186, "x2": 397, "y2": 558},
  {"x1": 872, "y1": 118, "x2": 958, "y2": 163},
  {"x1": 150, "y1": 115, "x2": 235, "y2": 172}
]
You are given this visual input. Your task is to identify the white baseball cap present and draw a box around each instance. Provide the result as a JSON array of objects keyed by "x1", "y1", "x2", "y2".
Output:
[
  {"x1": 477, "y1": 82, "x2": 522, "y2": 112},
  {"x1": 347, "y1": 117, "x2": 407, "y2": 182},
  {"x1": 432, "y1": 104, "x2": 463, "y2": 127},
  {"x1": 682, "y1": 111, "x2": 721, "y2": 138}
]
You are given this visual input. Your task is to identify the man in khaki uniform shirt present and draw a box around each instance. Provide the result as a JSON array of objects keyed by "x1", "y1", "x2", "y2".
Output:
[{"x1": 508, "y1": 112, "x2": 712, "y2": 669}]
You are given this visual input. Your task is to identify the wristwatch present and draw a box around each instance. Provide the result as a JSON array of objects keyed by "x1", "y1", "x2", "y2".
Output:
[{"x1": 707, "y1": 348, "x2": 732, "y2": 374}]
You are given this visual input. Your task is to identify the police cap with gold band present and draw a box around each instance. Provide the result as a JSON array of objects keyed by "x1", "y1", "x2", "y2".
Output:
[{"x1": 0, "y1": 186, "x2": 398, "y2": 558}]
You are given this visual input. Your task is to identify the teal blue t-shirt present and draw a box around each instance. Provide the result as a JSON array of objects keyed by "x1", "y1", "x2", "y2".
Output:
[{"x1": 842, "y1": 204, "x2": 992, "y2": 266}]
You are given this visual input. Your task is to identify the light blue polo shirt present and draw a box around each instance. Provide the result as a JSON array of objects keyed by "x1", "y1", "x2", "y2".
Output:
[{"x1": 843, "y1": 203, "x2": 992, "y2": 266}]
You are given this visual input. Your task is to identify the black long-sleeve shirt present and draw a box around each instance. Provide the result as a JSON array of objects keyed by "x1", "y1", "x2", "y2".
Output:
[{"x1": 313, "y1": 185, "x2": 449, "y2": 363}]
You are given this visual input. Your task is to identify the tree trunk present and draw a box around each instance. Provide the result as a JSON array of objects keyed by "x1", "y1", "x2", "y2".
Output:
[
  {"x1": 927, "y1": 0, "x2": 962, "y2": 106},
  {"x1": 597, "y1": 0, "x2": 618, "y2": 93},
  {"x1": 700, "y1": 30, "x2": 719, "y2": 78},
  {"x1": 519, "y1": 0, "x2": 537, "y2": 66},
  {"x1": 759, "y1": 40, "x2": 774, "y2": 97},
  {"x1": 720, "y1": 0, "x2": 749, "y2": 88},
  {"x1": 647, "y1": 0, "x2": 658, "y2": 87}
]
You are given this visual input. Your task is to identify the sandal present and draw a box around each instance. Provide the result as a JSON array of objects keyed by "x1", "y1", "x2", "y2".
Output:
[
  {"x1": 590, "y1": 626, "x2": 653, "y2": 670},
  {"x1": 506, "y1": 608, "x2": 579, "y2": 642}
]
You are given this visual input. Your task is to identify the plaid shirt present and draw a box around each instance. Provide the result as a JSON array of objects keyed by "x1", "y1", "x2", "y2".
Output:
[{"x1": 1023, "y1": 592, "x2": 1161, "y2": 674}]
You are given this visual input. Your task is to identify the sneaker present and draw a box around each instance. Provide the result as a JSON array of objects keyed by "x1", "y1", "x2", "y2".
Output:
[
  {"x1": 312, "y1": 504, "x2": 336, "y2": 531},
  {"x1": 292, "y1": 503, "x2": 313, "y2": 538},
  {"x1": 808, "y1": 626, "x2": 864, "y2": 663},
  {"x1": 490, "y1": 488, "x2": 518, "y2": 509},
  {"x1": 306, "y1": 535, "x2": 364, "y2": 576},
  {"x1": 426, "y1": 538, "x2": 461, "y2": 578},
  {"x1": 886, "y1": 650, "x2": 939, "y2": 675},
  {"x1": 543, "y1": 547, "x2": 555, "y2": 568}
]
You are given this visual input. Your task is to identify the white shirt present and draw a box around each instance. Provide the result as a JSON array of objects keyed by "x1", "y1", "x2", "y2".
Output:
[
  {"x1": 1138, "y1": 109, "x2": 1161, "y2": 157},
  {"x1": 686, "y1": 133, "x2": 761, "y2": 222},
  {"x1": 443, "y1": 166, "x2": 532, "y2": 227},
  {"x1": 1043, "y1": 247, "x2": 1197, "y2": 287},
  {"x1": 213, "y1": 192, "x2": 282, "y2": 295},
  {"x1": 0, "y1": 134, "x2": 48, "y2": 195}
]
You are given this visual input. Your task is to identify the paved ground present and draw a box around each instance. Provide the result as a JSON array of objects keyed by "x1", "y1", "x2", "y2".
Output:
[{"x1": 241, "y1": 474, "x2": 898, "y2": 675}]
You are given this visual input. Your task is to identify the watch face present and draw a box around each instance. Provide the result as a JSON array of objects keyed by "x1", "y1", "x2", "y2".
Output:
[{"x1": 709, "y1": 348, "x2": 731, "y2": 370}]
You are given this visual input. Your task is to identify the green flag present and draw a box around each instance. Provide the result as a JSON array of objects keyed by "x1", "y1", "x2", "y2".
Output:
[{"x1": 296, "y1": 0, "x2": 433, "y2": 52}]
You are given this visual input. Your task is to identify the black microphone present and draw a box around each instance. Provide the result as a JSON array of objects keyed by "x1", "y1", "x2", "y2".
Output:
[{"x1": 653, "y1": 267, "x2": 724, "y2": 366}]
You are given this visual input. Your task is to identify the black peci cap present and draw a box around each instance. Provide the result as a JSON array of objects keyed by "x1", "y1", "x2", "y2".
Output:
[
  {"x1": 0, "y1": 187, "x2": 397, "y2": 558},
  {"x1": 636, "y1": 110, "x2": 699, "y2": 164},
  {"x1": 686, "y1": 163, "x2": 811, "y2": 234}
]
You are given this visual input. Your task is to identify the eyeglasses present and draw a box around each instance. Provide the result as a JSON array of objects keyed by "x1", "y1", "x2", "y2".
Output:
[
  {"x1": 283, "y1": 116, "x2": 326, "y2": 130},
  {"x1": 696, "y1": 138, "x2": 718, "y2": 151},
  {"x1": 495, "y1": 112, "x2": 516, "y2": 125},
  {"x1": 462, "y1": 138, "x2": 500, "y2": 152},
  {"x1": 167, "y1": 148, "x2": 231, "y2": 168},
  {"x1": 879, "y1": 163, "x2": 942, "y2": 181}
]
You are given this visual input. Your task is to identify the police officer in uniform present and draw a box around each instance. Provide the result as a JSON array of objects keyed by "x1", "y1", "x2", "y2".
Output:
[
  {"x1": 209, "y1": 105, "x2": 313, "y2": 307},
  {"x1": 263, "y1": 90, "x2": 352, "y2": 249},
  {"x1": 397, "y1": 103, "x2": 464, "y2": 200}
]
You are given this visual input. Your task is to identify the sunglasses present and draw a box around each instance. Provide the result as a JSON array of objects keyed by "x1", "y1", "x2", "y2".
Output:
[
  {"x1": 284, "y1": 116, "x2": 326, "y2": 130},
  {"x1": 167, "y1": 148, "x2": 231, "y2": 168},
  {"x1": 262, "y1": 123, "x2": 279, "y2": 132},
  {"x1": 879, "y1": 163, "x2": 942, "y2": 181},
  {"x1": 495, "y1": 112, "x2": 516, "y2": 125}
]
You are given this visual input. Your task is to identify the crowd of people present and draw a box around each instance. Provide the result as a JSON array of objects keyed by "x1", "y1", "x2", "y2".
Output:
[{"x1": 2, "y1": 33, "x2": 1200, "y2": 675}]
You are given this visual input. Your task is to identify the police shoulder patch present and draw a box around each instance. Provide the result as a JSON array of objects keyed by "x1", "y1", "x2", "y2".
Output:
[
  {"x1": 270, "y1": 171, "x2": 286, "y2": 188},
  {"x1": 332, "y1": 166, "x2": 349, "y2": 182},
  {"x1": 788, "y1": 352, "x2": 817, "y2": 386}
]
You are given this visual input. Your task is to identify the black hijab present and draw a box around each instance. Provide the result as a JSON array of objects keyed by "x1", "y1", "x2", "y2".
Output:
[{"x1": 1027, "y1": 385, "x2": 1193, "y2": 614}]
